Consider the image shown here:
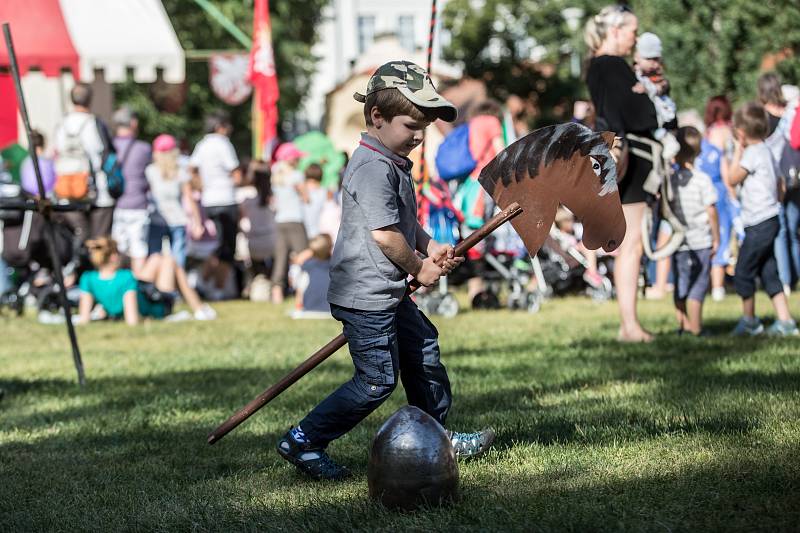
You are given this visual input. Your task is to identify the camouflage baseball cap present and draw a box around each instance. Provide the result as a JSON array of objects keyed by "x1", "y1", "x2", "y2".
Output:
[{"x1": 354, "y1": 60, "x2": 458, "y2": 122}]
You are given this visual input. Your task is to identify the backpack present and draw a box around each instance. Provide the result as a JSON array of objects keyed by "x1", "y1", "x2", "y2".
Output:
[
  {"x1": 102, "y1": 136, "x2": 135, "y2": 200},
  {"x1": 454, "y1": 177, "x2": 486, "y2": 230},
  {"x1": 779, "y1": 140, "x2": 800, "y2": 190},
  {"x1": 54, "y1": 117, "x2": 94, "y2": 200},
  {"x1": 435, "y1": 124, "x2": 476, "y2": 181}
]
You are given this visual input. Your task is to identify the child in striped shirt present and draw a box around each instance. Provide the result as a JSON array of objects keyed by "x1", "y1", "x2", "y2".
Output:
[{"x1": 668, "y1": 126, "x2": 719, "y2": 335}]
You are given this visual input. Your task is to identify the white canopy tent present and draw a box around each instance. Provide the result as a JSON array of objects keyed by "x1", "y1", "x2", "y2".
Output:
[
  {"x1": 1, "y1": 0, "x2": 185, "y2": 147},
  {"x1": 61, "y1": 0, "x2": 184, "y2": 83}
]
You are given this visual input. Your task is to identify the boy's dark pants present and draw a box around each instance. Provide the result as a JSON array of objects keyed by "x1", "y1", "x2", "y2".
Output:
[
  {"x1": 734, "y1": 216, "x2": 783, "y2": 299},
  {"x1": 300, "y1": 297, "x2": 452, "y2": 448}
]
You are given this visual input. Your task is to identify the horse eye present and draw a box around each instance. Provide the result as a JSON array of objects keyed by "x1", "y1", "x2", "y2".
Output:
[{"x1": 589, "y1": 156, "x2": 602, "y2": 177}]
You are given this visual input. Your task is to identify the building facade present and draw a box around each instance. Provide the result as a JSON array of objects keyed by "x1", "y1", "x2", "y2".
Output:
[{"x1": 300, "y1": 0, "x2": 450, "y2": 129}]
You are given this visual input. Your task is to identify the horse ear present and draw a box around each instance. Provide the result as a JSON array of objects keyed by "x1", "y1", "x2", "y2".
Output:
[{"x1": 600, "y1": 131, "x2": 616, "y2": 149}]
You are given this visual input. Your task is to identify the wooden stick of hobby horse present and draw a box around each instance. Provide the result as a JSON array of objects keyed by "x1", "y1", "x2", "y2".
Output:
[{"x1": 208, "y1": 201, "x2": 523, "y2": 444}]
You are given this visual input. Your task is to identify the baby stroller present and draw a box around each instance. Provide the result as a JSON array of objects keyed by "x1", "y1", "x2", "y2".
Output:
[
  {"x1": 537, "y1": 225, "x2": 614, "y2": 301},
  {"x1": 479, "y1": 219, "x2": 544, "y2": 313},
  {"x1": 0, "y1": 207, "x2": 80, "y2": 318}
]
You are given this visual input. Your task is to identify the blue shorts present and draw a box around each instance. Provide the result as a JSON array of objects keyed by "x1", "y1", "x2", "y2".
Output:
[{"x1": 673, "y1": 248, "x2": 712, "y2": 302}]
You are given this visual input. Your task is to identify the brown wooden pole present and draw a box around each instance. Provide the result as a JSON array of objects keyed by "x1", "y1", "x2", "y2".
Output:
[{"x1": 207, "y1": 201, "x2": 523, "y2": 444}]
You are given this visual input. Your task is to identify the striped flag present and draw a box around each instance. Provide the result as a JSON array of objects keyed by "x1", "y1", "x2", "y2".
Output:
[{"x1": 248, "y1": 0, "x2": 279, "y2": 159}]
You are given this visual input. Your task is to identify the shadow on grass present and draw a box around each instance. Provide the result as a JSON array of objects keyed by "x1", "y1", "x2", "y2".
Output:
[
  {"x1": 1, "y1": 322, "x2": 799, "y2": 530},
  {"x1": 2, "y1": 424, "x2": 796, "y2": 531}
]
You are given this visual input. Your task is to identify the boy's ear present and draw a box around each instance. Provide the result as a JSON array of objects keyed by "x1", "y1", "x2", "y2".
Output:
[{"x1": 370, "y1": 106, "x2": 384, "y2": 128}]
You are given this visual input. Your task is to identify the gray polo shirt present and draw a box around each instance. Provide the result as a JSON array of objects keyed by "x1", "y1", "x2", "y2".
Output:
[{"x1": 328, "y1": 133, "x2": 418, "y2": 310}]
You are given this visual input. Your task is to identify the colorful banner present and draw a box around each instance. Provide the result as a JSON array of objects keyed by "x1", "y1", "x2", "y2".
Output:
[{"x1": 248, "y1": 0, "x2": 279, "y2": 160}]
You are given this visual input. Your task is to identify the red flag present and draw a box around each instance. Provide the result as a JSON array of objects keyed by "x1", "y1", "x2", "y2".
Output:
[{"x1": 248, "y1": 0, "x2": 279, "y2": 158}]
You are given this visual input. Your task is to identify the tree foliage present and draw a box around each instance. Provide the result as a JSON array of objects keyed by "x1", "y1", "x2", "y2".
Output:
[
  {"x1": 442, "y1": 0, "x2": 800, "y2": 126},
  {"x1": 114, "y1": 0, "x2": 327, "y2": 156}
]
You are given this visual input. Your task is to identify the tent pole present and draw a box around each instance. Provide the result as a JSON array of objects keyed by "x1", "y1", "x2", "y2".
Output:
[{"x1": 2, "y1": 23, "x2": 86, "y2": 386}]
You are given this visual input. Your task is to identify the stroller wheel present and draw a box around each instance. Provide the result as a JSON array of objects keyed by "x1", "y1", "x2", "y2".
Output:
[
  {"x1": 436, "y1": 293, "x2": 459, "y2": 318},
  {"x1": 471, "y1": 290, "x2": 500, "y2": 310},
  {"x1": 414, "y1": 292, "x2": 437, "y2": 315},
  {"x1": 588, "y1": 276, "x2": 614, "y2": 301},
  {"x1": 525, "y1": 291, "x2": 542, "y2": 313},
  {"x1": 0, "y1": 290, "x2": 24, "y2": 317}
]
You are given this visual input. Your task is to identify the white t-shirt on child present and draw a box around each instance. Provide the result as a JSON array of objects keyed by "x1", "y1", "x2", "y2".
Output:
[{"x1": 739, "y1": 142, "x2": 780, "y2": 228}]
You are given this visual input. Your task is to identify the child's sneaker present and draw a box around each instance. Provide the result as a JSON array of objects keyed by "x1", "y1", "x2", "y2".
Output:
[
  {"x1": 165, "y1": 310, "x2": 193, "y2": 322},
  {"x1": 731, "y1": 316, "x2": 764, "y2": 336},
  {"x1": 276, "y1": 428, "x2": 350, "y2": 481},
  {"x1": 446, "y1": 428, "x2": 495, "y2": 459},
  {"x1": 766, "y1": 319, "x2": 800, "y2": 337},
  {"x1": 194, "y1": 304, "x2": 217, "y2": 321},
  {"x1": 711, "y1": 287, "x2": 726, "y2": 302}
]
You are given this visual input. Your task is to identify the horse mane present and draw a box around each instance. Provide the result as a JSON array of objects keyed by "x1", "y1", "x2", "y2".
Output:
[{"x1": 479, "y1": 122, "x2": 608, "y2": 197}]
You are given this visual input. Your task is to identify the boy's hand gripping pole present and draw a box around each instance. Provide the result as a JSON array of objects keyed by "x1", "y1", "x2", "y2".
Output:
[{"x1": 207, "y1": 202, "x2": 523, "y2": 445}]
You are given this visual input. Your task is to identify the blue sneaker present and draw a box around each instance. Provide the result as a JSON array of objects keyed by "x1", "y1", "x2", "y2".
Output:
[
  {"x1": 276, "y1": 429, "x2": 350, "y2": 481},
  {"x1": 766, "y1": 319, "x2": 800, "y2": 337},
  {"x1": 447, "y1": 428, "x2": 495, "y2": 459},
  {"x1": 732, "y1": 316, "x2": 764, "y2": 336}
]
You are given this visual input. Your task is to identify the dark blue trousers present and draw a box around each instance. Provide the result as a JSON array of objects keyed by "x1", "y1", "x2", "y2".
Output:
[
  {"x1": 300, "y1": 297, "x2": 452, "y2": 448},
  {"x1": 734, "y1": 216, "x2": 783, "y2": 299}
]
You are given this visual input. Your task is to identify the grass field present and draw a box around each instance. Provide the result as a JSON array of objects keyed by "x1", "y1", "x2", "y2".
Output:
[{"x1": 1, "y1": 292, "x2": 799, "y2": 532}]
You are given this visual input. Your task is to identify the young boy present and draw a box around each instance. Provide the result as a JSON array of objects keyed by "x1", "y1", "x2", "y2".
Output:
[
  {"x1": 668, "y1": 126, "x2": 720, "y2": 335},
  {"x1": 277, "y1": 61, "x2": 495, "y2": 480},
  {"x1": 729, "y1": 102, "x2": 798, "y2": 336}
]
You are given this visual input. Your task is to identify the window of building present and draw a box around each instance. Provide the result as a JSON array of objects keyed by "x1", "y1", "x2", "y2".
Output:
[
  {"x1": 397, "y1": 15, "x2": 415, "y2": 52},
  {"x1": 357, "y1": 15, "x2": 376, "y2": 54}
]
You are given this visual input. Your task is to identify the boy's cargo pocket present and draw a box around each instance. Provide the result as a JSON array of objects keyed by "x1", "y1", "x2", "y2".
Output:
[{"x1": 348, "y1": 334, "x2": 397, "y2": 394}]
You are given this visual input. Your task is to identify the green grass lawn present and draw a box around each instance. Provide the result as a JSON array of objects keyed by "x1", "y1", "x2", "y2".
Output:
[{"x1": 1, "y1": 292, "x2": 799, "y2": 532}]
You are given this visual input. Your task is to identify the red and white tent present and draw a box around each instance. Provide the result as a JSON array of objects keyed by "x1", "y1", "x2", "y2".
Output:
[{"x1": 0, "y1": 0, "x2": 184, "y2": 147}]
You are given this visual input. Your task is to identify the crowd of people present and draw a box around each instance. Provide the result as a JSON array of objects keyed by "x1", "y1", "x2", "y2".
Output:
[
  {"x1": 1, "y1": 4, "x2": 800, "y2": 342},
  {"x1": 582, "y1": 4, "x2": 800, "y2": 339},
  {"x1": 0, "y1": 83, "x2": 339, "y2": 324}
]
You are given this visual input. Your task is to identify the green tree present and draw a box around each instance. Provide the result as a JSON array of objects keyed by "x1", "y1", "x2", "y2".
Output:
[
  {"x1": 442, "y1": 0, "x2": 800, "y2": 126},
  {"x1": 114, "y1": 0, "x2": 327, "y2": 156},
  {"x1": 636, "y1": 0, "x2": 800, "y2": 112}
]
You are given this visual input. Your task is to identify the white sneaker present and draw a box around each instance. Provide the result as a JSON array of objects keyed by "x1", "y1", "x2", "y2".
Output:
[
  {"x1": 194, "y1": 304, "x2": 217, "y2": 321},
  {"x1": 711, "y1": 287, "x2": 726, "y2": 302},
  {"x1": 784, "y1": 284, "x2": 791, "y2": 297},
  {"x1": 165, "y1": 310, "x2": 193, "y2": 322}
]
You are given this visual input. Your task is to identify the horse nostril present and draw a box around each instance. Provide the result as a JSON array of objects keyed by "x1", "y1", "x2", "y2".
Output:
[{"x1": 608, "y1": 240, "x2": 616, "y2": 248}]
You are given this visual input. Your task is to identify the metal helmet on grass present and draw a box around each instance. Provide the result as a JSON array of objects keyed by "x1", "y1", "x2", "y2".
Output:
[{"x1": 368, "y1": 405, "x2": 459, "y2": 511}]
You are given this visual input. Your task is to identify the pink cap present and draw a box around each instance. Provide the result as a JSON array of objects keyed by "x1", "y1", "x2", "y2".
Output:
[
  {"x1": 153, "y1": 134, "x2": 177, "y2": 152},
  {"x1": 274, "y1": 142, "x2": 307, "y2": 162}
]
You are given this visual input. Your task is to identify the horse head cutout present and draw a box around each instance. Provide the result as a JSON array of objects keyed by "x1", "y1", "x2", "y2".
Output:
[{"x1": 478, "y1": 122, "x2": 626, "y2": 257}]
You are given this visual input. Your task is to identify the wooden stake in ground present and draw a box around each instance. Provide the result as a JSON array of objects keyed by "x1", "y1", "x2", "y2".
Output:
[{"x1": 2, "y1": 23, "x2": 86, "y2": 386}]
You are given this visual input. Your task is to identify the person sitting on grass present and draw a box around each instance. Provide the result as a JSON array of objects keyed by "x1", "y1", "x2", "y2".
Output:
[
  {"x1": 292, "y1": 234, "x2": 333, "y2": 319},
  {"x1": 668, "y1": 126, "x2": 719, "y2": 336},
  {"x1": 729, "y1": 102, "x2": 798, "y2": 336},
  {"x1": 77, "y1": 237, "x2": 216, "y2": 326}
]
